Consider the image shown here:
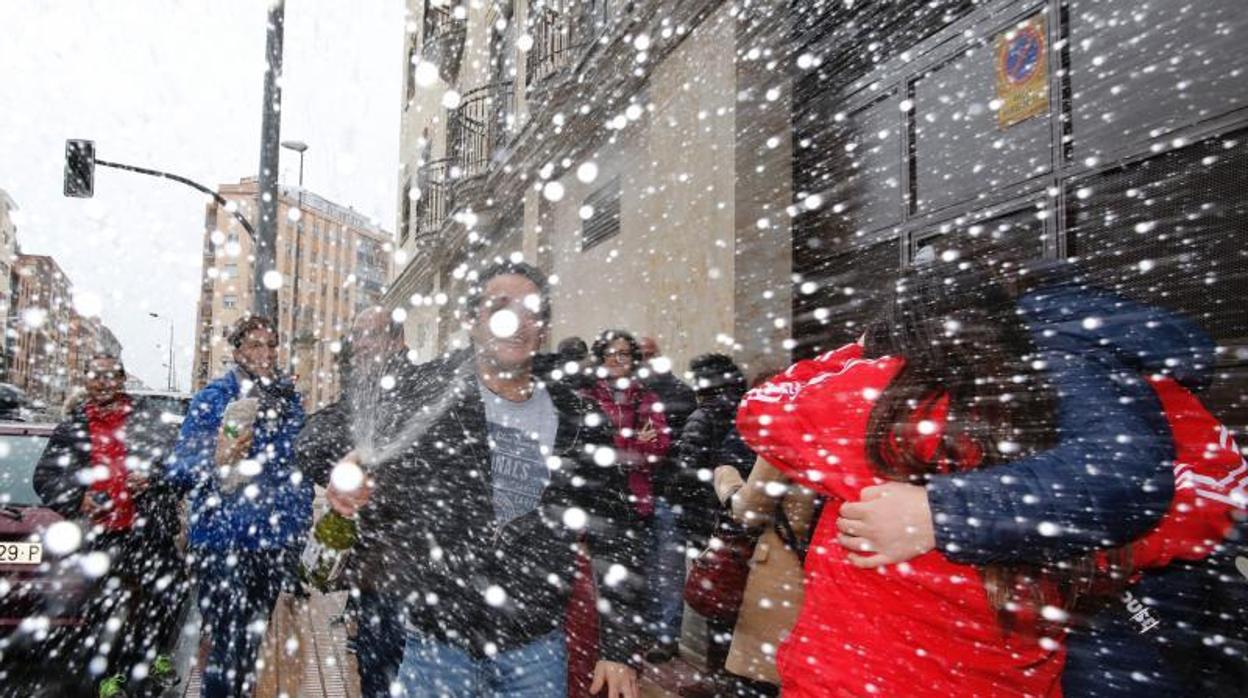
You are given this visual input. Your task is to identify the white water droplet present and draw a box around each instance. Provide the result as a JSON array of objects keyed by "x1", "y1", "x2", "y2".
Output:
[
  {"x1": 576, "y1": 162, "x2": 599, "y2": 184},
  {"x1": 414, "y1": 60, "x2": 439, "y2": 88},
  {"x1": 262, "y1": 270, "x2": 284, "y2": 290},
  {"x1": 331, "y1": 460, "x2": 365, "y2": 493},
  {"x1": 593, "y1": 447, "x2": 617, "y2": 467},
  {"x1": 44, "y1": 521, "x2": 83, "y2": 555},
  {"x1": 80, "y1": 551, "x2": 111, "y2": 578},
  {"x1": 484, "y1": 585, "x2": 508, "y2": 607},
  {"x1": 488, "y1": 309, "x2": 519, "y2": 338},
  {"x1": 563, "y1": 507, "x2": 588, "y2": 531},
  {"x1": 542, "y1": 181, "x2": 565, "y2": 202}
]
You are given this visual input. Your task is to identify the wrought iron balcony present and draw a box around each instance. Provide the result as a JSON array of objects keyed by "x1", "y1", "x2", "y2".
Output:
[
  {"x1": 525, "y1": 0, "x2": 611, "y2": 87},
  {"x1": 448, "y1": 81, "x2": 517, "y2": 181},
  {"x1": 422, "y1": 4, "x2": 467, "y2": 84},
  {"x1": 413, "y1": 157, "x2": 454, "y2": 242}
]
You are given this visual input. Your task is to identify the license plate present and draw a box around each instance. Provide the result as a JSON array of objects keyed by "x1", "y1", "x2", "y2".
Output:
[{"x1": 0, "y1": 542, "x2": 43, "y2": 565}]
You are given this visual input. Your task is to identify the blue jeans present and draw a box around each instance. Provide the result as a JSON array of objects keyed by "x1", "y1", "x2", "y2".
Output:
[
  {"x1": 352, "y1": 591, "x2": 406, "y2": 697},
  {"x1": 195, "y1": 548, "x2": 296, "y2": 698},
  {"x1": 648, "y1": 497, "x2": 686, "y2": 644},
  {"x1": 397, "y1": 630, "x2": 567, "y2": 697}
]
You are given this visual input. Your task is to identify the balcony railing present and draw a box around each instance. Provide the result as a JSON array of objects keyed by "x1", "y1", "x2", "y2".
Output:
[
  {"x1": 448, "y1": 81, "x2": 517, "y2": 181},
  {"x1": 525, "y1": 0, "x2": 611, "y2": 87},
  {"x1": 424, "y1": 5, "x2": 460, "y2": 42},
  {"x1": 422, "y1": 5, "x2": 467, "y2": 85},
  {"x1": 414, "y1": 157, "x2": 454, "y2": 241}
]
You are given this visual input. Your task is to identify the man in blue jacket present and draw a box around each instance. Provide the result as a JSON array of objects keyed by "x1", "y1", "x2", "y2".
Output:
[
  {"x1": 166, "y1": 316, "x2": 308, "y2": 698},
  {"x1": 833, "y1": 263, "x2": 1232, "y2": 694}
]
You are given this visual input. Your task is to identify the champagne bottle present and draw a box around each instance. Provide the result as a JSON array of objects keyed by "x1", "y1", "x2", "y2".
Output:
[{"x1": 301, "y1": 508, "x2": 358, "y2": 593}]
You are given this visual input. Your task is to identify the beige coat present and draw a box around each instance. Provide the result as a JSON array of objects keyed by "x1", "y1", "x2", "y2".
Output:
[{"x1": 713, "y1": 458, "x2": 816, "y2": 686}]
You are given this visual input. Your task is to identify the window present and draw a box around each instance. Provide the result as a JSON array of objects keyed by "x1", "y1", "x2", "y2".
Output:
[
  {"x1": 405, "y1": 41, "x2": 418, "y2": 106},
  {"x1": 222, "y1": 294, "x2": 238, "y2": 309},
  {"x1": 581, "y1": 177, "x2": 621, "y2": 251},
  {"x1": 223, "y1": 262, "x2": 239, "y2": 279},
  {"x1": 400, "y1": 175, "x2": 413, "y2": 246}
]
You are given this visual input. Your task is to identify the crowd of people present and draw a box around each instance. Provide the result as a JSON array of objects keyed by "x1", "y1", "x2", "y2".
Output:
[{"x1": 29, "y1": 256, "x2": 1248, "y2": 697}]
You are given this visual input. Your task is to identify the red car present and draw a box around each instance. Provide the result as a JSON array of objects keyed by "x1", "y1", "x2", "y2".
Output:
[{"x1": 0, "y1": 421, "x2": 98, "y2": 691}]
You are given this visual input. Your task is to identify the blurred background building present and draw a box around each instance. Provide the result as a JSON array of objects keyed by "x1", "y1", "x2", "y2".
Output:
[{"x1": 191, "y1": 176, "x2": 393, "y2": 409}]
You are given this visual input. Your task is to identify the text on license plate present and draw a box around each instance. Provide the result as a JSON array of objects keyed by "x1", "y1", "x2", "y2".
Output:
[{"x1": 0, "y1": 542, "x2": 43, "y2": 565}]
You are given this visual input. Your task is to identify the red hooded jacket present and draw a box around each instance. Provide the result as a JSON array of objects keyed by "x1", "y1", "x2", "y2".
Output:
[
  {"x1": 738, "y1": 344, "x2": 1247, "y2": 697},
  {"x1": 738, "y1": 344, "x2": 1064, "y2": 697}
]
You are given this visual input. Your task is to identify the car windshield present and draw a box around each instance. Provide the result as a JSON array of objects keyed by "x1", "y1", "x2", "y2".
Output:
[{"x1": 0, "y1": 433, "x2": 50, "y2": 506}]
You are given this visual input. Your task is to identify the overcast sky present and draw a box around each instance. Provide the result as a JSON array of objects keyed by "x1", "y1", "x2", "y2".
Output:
[{"x1": 0, "y1": 0, "x2": 405, "y2": 391}]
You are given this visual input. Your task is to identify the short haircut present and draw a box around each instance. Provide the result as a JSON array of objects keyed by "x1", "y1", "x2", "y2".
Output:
[
  {"x1": 228, "y1": 316, "x2": 278, "y2": 349},
  {"x1": 557, "y1": 336, "x2": 589, "y2": 361},
  {"x1": 465, "y1": 260, "x2": 552, "y2": 324},
  {"x1": 689, "y1": 352, "x2": 746, "y2": 397},
  {"x1": 87, "y1": 353, "x2": 126, "y2": 376},
  {"x1": 592, "y1": 329, "x2": 642, "y2": 365}
]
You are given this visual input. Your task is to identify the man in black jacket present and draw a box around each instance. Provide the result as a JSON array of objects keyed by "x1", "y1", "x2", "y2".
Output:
[
  {"x1": 33, "y1": 354, "x2": 185, "y2": 695},
  {"x1": 636, "y1": 337, "x2": 698, "y2": 662},
  {"x1": 305, "y1": 261, "x2": 645, "y2": 697}
]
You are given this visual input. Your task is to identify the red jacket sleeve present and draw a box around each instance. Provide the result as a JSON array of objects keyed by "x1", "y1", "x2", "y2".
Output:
[
  {"x1": 1117, "y1": 377, "x2": 1248, "y2": 569},
  {"x1": 737, "y1": 343, "x2": 903, "y2": 502}
]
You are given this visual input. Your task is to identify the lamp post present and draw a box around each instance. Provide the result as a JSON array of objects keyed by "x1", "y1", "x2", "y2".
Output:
[
  {"x1": 280, "y1": 140, "x2": 308, "y2": 375},
  {"x1": 148, "y1": 312, "x2": 174, "y2": 392}
]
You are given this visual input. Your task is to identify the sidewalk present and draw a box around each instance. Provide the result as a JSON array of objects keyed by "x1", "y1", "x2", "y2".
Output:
[
  {"x1": 179, "y1": 591, "x2": 360, "y2": 698},
  {"x1": 177, "y1": 591, "x2": 692, "y2": 697}
]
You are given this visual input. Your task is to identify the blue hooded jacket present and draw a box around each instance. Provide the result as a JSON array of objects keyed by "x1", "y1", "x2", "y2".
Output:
[
  {"x1": 167, "y1": 368, "x2": 310, "y2": 551},
  {"x1": 924, "y1": 279, "x2": 1231, "y2": 695}
]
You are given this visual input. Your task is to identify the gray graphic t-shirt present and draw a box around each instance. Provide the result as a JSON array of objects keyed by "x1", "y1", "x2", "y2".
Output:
[{"x1": 479, "y1": 380, "x2": 559, "y2": 525}]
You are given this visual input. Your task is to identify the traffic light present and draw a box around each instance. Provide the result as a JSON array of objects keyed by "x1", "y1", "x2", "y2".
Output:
[{"x1": 64, "y1": 139, "x2": 95, "y2": 198}]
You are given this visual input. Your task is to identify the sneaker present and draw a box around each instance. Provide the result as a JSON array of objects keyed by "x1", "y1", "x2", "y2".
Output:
[
  {"x1": 149, "y1": 654, "x2": 179, "y2": 688},
  {"x1": 98, "y1": 674, "x2": 128, "y2": 698},
  {"x1": 645, "y1": 641, "x2": 679, "y2": 664}
]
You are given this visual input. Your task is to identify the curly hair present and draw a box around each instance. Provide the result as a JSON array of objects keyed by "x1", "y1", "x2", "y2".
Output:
[
  {"x1": 591, "y1": 329, "x2": 642, "y2": 366},
  {"x1": 228, "y1": 316, "x2": 278, "y2": 348}
]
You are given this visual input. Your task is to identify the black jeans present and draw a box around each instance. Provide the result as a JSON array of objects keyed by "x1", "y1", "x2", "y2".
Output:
[
  {"x1": 195, "y1": 547, "x2": 297, "y2": 698},
  {"x1": 350, "y1": 590, "x2": 406, "y2": 697},
  {"x1": 77, "y1": 531, "x2": 187, "y2": 689}
]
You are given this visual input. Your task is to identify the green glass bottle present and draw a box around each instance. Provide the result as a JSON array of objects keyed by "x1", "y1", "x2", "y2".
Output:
[{"x1": 301, "y1": 510, "x2": 358, "y2": 593}]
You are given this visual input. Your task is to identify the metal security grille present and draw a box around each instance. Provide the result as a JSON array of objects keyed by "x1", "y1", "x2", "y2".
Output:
[
  {"x1": 1067, "y1": 130, "x2": 1248, "y2": 345},
  {"x1": 792, "y1": 240, "x2": 898, "y2": 360},
  {"x1": 581, "y1": 177, "x2": 621, "y2": 251}
]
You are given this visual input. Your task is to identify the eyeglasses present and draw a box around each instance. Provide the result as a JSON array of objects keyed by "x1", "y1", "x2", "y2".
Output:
[{"x1": 603, "y1": 350, "x2": 632, "y2": 360}]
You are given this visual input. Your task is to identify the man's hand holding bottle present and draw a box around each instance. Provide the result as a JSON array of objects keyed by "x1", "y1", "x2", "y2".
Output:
[{"x1": 326, "y1": 450, "x2": 373, "y2": 517}]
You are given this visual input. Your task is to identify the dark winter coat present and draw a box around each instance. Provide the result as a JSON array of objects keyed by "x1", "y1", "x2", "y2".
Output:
[
  {"x1": 295, "y1": 349, "x2": 648, "y2": 664},
  {"x1": 641, "y1": 371, "x2": 697, "y2": 442},
  {"x1": 33, "y1": 398, "x2": 182, "y2": 552},
  {"x1": 665, "y1": 391, "x2": 754, "y2": 540},
  {"x1": 919, "y1": 279, "x2": 1231, "y2": 695},
  {"x1": 166, "y1": 368, "x2": 309, "y2": 551},
  {"x1": 643, "y1": 370, "x2": 698, "y2": 499}
]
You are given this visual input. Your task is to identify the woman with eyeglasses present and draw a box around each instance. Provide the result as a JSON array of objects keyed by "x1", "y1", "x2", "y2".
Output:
[{"x1": 578, "y1": 331, "x2": 672, "y2": 668}]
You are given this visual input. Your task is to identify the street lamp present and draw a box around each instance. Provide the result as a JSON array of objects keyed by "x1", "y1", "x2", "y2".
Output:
[
  {"x1": 148, "y1": 312, "x2": 175, "y2": 392},
  {"x1": 281, "y1": 140, "x2": 309, "y2": 375}
]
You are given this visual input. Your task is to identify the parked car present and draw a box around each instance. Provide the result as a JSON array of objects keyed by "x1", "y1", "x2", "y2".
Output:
[
  {"x1": 128, "y1": 390, "x2": 192, "y2": 426},
  {"x1": 0, "y1": 421, "x2": 97, "y2": 688},
  {"x1": 0, "y1": 384, "x2": 32, "y2": 423}
]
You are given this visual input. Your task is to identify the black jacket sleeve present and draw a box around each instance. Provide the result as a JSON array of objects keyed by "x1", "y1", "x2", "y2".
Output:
[
  {"x1": 294, "y1": 399, "x2": 353, "y2": 487},
  {"x1": 33, "y1": 414, "x2": 89, "y2": 518}
]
